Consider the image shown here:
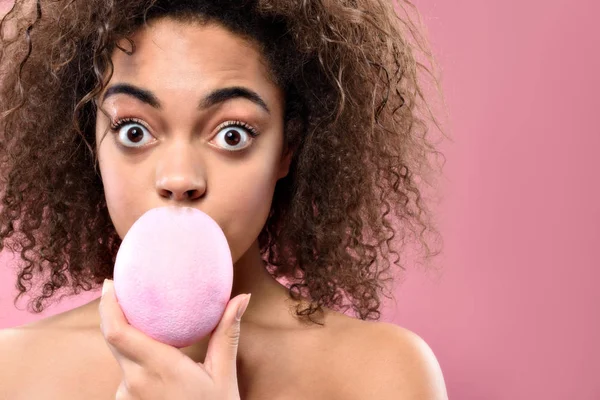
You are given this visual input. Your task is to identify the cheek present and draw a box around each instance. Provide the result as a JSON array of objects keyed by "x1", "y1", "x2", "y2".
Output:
[
  {"x1": 97, "y1": 151, "x2": 138, "y2": 238},
  {"x1": 217, "y1": 162, "x2": 278, "y2": 258}
]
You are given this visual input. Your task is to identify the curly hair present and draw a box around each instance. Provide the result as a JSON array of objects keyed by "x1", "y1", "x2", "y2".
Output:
[{"x1": 0, "y1": 0, "x2": 448, "y2": 324}]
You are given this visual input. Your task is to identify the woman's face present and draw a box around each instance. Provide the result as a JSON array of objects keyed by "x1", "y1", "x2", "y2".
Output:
[{"x1": 95, "y1": 18, "x2": 291, "y2": 264}]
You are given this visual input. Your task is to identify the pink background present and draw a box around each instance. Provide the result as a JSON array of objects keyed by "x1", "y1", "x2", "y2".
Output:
[{"x1": 1, "y1": 0, "x2": 599, "y2": 398}]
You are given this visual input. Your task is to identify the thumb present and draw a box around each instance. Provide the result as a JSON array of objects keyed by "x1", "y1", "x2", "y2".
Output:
[{"x1": 203, "y1": 293, "x2": 251, "y2": 381}]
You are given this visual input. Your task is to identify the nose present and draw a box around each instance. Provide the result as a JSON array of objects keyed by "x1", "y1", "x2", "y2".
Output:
[{"x1": 155, "y1": 145, "x2": 206, "y2": 202}]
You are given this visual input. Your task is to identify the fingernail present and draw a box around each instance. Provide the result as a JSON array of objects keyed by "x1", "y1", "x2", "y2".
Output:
[
  {"x1": 236, "y1": 294, "x2": 251, "y2": 322},
  {"x1": 102, "y1": 279, "x2": 110, "y2": 296}
]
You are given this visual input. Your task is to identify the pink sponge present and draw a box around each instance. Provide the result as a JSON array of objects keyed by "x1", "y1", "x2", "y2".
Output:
[{"x1": 113, "y1": 206, "x2": 233, "y2": 348}]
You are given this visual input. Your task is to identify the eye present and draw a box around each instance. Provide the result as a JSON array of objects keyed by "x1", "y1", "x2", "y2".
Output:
[
  {"x1": 110, "y1": 118, "x2": 154, "y2": 148},
  {"x1": 212, "y1": 121, "x2": 260, "y2": 152}
]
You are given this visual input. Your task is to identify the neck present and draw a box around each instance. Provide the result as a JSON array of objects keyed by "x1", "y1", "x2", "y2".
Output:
[
  {"x1": 179, "y1": 239, "x2": 302, "y2": 362},
  {"x1": 75, "y1": 239, "x2": 309, "y2": 362},
  {"x1": 230, "y1": 239, "x2": 283, "y2": 303}
]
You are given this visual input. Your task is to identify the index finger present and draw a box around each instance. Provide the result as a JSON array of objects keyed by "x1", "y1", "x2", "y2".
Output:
[{"x1": 99, "y1": 279, "x2": 167, "y2": 367}]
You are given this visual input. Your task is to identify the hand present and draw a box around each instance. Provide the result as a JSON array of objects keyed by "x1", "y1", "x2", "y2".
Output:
[{"x1": 99, "y1": 279, "x2": 251, "y2": 400}]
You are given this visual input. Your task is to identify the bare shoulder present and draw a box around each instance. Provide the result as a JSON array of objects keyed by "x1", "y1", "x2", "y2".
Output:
[
  {"x1": 0, "y1": 318, "x2": 52, "y2": 370},
  {"x1": 0, "y1": 307, "x2": 118, "y2": 400},
  {"x1": 0, "y1": 323, "x2": 44, "y2": 399},
  {"x1": 327, "y1": 315, "x2": 448, "y2": 400}
]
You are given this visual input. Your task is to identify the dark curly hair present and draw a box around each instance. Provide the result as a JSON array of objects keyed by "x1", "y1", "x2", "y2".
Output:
[{"x1": 0, "y1": 0, "x2": 448, "y2": 324}]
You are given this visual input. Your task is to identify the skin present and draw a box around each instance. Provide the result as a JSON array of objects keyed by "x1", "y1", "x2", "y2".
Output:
[
  {"x1": 93, "y1": 18, "x2": 302, "y2": 362},
  {"x1": 98, "y1": 278, "x2": 252, "y2": 398},
  {"x1": 0, "y1": 11, "x2": 449, "y2": 400}
]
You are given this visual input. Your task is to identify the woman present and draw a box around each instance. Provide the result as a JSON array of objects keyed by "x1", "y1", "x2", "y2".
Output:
[{"x1": 0, "y1": 0, "x2": 448, "y2": 398}]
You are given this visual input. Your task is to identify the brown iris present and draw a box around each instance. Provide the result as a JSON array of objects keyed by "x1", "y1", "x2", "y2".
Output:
[
  {"x1": 224, "y1": 129, "x2": 241, "y2": 146},
  {"x1": 126, "y1": 127, "x2": 144, "y2": 143}
]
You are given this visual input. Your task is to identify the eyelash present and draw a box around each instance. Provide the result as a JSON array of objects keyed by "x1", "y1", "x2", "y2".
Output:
[
  {"x1": 108, "y1": 117, "x2": 261, "y2": 150},
  {"x1": 216, "y1": 120, "x2": 260, "y2": 138},
  {"x1": 109, "y1": 117, "x2": 147, "y2": 132}
]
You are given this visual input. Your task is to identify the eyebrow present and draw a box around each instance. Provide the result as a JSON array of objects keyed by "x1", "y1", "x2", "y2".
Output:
[{"x1": 102, "y1": 83, "x2": 270, "y2": 114}]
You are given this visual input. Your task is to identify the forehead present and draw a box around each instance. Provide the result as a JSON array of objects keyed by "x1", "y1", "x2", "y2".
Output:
[{"x1": 108, "y1": 18, "x2": 280, "y2": 99}]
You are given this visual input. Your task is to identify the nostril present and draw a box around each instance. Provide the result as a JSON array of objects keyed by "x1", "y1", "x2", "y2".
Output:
[
  {"x1": 157, "y1": 188, "x2": 203, "y2": 201},
  {"x1": 186, "y1": 189, "x2": 202, "y2": 200},
  {"x1": 158, "y1": 189, "x2": 172, "y2": 199}
]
